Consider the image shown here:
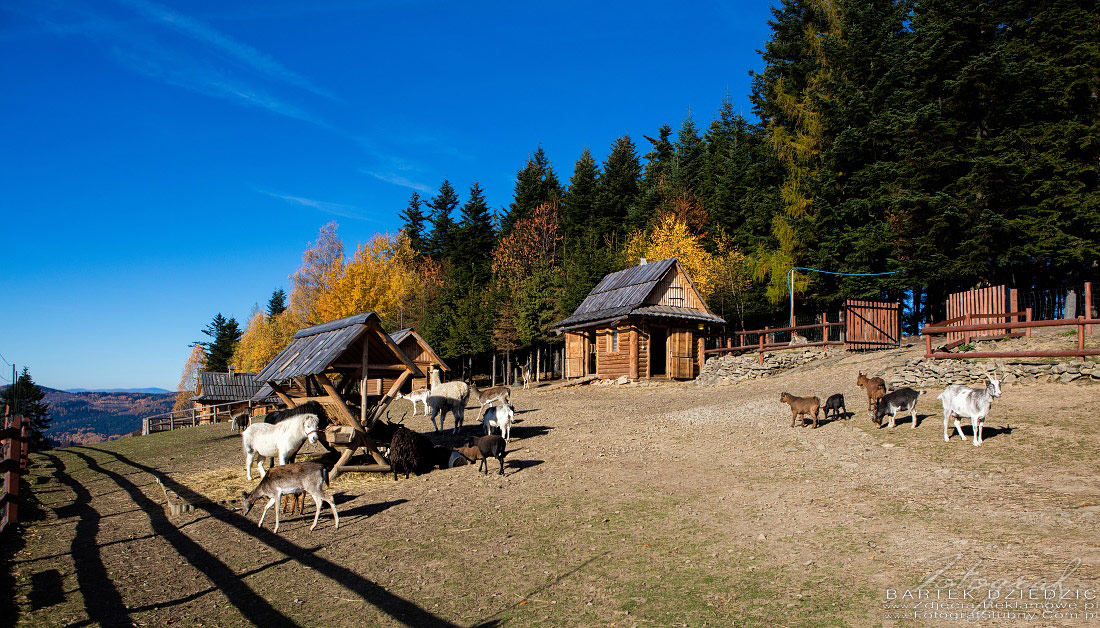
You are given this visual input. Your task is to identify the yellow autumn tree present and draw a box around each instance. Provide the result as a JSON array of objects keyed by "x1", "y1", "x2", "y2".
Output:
[
  {"x1": 231, "y1": 308, "x2": 306, "y2": 373},
  {"x1": 623, "y1": 210, "x2": 719, "y2": 299},
  {"x1": 311, "y1": 232, "x2": 423, "y2": 330},
  {"x1": 174, "y1": 345, "x2": 206, "y2": 411},
  {"x1": 290, "y1": 221, "x2": 344, "y2": 323}
]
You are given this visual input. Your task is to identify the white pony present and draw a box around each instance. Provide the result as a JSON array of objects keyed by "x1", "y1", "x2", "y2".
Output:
[{"x1": 241, "y1": 413, "x2": 322, "y2": 480}]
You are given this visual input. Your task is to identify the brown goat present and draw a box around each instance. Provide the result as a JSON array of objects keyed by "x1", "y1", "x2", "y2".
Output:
[
  {"x1": 856, "y1": 371, "x2": 887, "y2": 413},
  {"x1": 455, "y1": 435, "x2": 507, "y2": 475},
  {"x1": 780, "y1": 392, "x2": 821, "y2": 428}
]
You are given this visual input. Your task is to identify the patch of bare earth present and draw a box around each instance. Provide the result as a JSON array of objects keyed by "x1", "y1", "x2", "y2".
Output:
[{"x1": 8, "y1": 343, "x2": 1100, "y2": 626}]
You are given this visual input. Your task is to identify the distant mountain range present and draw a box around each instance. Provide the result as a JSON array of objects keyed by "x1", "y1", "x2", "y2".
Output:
[
  {"x1": 41, "y1": 387, "x2": 177, "y2": 447},
  {"x1": 65, "y1": 387, "x2": 175, "y2": 394}
]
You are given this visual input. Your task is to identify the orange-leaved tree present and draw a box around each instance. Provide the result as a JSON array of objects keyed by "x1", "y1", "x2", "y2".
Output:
[
  {"x1": 623, "y1": 210, "x2": 718, "y2": 298},
  {"x1": 174, "y1": 345, "x2": 206, "y2": 411}
]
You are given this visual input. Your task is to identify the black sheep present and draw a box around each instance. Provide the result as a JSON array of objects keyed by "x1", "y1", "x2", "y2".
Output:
[
  {"x1": 823, "y1": 394, "x2": 846, "y2": 421},
  {"x1": 388, "y1": 426, "x2": 452, "y2": 480}
]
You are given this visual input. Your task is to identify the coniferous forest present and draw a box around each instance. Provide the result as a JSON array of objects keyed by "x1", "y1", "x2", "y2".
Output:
[{"x1": 219, "y1": 0, "x2": 1098, "y2": 378}]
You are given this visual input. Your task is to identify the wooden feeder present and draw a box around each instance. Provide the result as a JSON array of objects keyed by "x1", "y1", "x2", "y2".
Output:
[{"x1": 252, "y1": 312, "x2": 423, "y2": 478}]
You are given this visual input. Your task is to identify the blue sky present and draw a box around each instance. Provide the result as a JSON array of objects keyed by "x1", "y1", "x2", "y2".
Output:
[{"x1": 0, "y1": 0, "x2": 775, "y2": 391}]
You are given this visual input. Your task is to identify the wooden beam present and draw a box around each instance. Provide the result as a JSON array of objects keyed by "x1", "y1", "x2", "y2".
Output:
[
  {"x1": 268, "y1": 381, "x2": 296, "y2": 408},
  {"x1": 318, "y1": 378, "x2": 364, "y2": 433},
  {"x1": 361, "y1": 336, "x2": 369, "y2": 426},
  {"x1": 370, "y1": 370, "x2": 412, "y2": 424}
]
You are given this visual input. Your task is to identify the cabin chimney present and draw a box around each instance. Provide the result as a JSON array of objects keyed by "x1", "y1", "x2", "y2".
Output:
[{"x1": 639, "y1": 257, "x2": 647, "y2": 266}]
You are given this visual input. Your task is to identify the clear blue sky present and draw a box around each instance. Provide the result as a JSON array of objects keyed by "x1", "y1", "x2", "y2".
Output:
[{"x1": 0, "y1": 0, "x2": 775, "y2": 391}]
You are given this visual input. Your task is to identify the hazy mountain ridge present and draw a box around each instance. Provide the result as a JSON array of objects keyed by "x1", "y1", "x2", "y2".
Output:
[
  {"x1": 65, "y1": 387, "x2": 174, "y2": 394},
  {"x1": 41, "y1": 387, "x2": 176, "y2": 446}
]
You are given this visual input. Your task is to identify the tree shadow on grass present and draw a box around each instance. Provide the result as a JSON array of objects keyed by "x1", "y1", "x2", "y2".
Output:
[
  {"x1": 469, "y1": 550, "x2": 610, "y2": 627},
  {"x1": 79, "y1": 446, "x2": 459, "y2": 628}
]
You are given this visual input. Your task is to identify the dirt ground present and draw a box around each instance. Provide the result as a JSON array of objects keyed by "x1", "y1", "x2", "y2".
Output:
[{"x1": 6, "y1": 343, "x2": 1100, "y2": 626}]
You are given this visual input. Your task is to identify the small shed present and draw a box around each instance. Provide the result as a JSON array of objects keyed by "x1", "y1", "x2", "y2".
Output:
[
  {"x1": 253, "y1": 312, "x2": 423, "y2": 475},
  {"x1": 192, "y1": 370, "x2": 277, "y2": 423},
  {"x1": 389, "y1": 328, "x2": 448, "y2": 390},
  {"x1": 552, "y1": 259, "x2": 725, "y2": 380}
]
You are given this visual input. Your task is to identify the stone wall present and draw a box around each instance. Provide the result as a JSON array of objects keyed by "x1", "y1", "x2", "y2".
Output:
[
  {"x1": 886, "y1": 357, "x2": 1099, "y2": 389},
  {"x1": 695, "y1": 350, "x2": 827, "y2": 386}
]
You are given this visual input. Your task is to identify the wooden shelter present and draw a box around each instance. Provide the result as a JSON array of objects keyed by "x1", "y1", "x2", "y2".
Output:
[
  {"x1": 252, "y1": 312, "x2": 423, "y2": 475},
  {"x1": 553, "y1": 259, "x2": 725, "y2": 380},
  {"x1": 192, "y1": 370, "x2": 278, "y2": 423},
  {"x1": 389, "y1": 328, "x2": 448, "y2": 390}
]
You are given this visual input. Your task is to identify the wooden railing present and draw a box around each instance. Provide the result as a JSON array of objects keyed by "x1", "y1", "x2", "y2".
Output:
[
  {"x1": 142, "y1": 400, "x2": 252, "y2": 435},
  {"x1": 935, "y1": 309, "x2": 1034, "y2": 351},
  {"x1": 706, "y1": 315, "x2": 844, "y2": 364},
  {"x1": 923, "y1": 316, "x2": 1100, "y2": 359},
  {"x1": 2, "y1": 411, "x2": 26, "y2": 534}
]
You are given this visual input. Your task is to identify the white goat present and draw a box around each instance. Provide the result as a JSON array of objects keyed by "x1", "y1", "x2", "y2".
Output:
[
  {"x1": 482, "y1": 403, "x2": 515, "y2": 442},
  {"x1": 240, "y1": 461, "x2": 338, "y2": 532},
  {"x1": 521, "y1": 364, "x2": 533, "y2": 390},
  {"x1": 241, "y1": 413, "x2": 322, "y2": 480},
  {"x1": 396, "y1": 388, "x2": 430, "y2": 415},
  {"x1": 427, "y1": 366, "x2": 470, "y2": 433},
  {"x1": 937, "y1": 366, "x2": 1002, "y2": 446},
  {"x1": 469, "y1": 382, "x2": 511, "y2": 420}
]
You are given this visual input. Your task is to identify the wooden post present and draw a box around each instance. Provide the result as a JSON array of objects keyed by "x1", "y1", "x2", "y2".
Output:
[
  {"x1": 759, "y1": 328, "x2": 766, "y2": 365},
  {"x1": 1079, "y1": 316, "x2": 1086, "y2": 360},
  {"x1": 361, "y1": 333, "x2": 369, "y2": 427},
  {"x1": 821, "y1": 312, "x2": 829, "y2": 356},
  {"x1": 925, "y1": 332, "x2": 932, "y2": 358},
  {"x1": 1025, "y1": 308, "x2": 1033, "y2": 338},
  {"x1": 696, "y1": 334, "x2": 705, "y2": 374},
  {"x1": 1086, "y1": 281, "x2": 1093, "y2": 335},
  {"x1": 492, "y1": 353, "x2": 497, "y2": 386},
  {"x1": 629, "y1": 329, "x2": 639, "y2": 380},
  {"x1": 1010, "y1": 288, "x2": 1019, "y2": 335},
  {"x1": 3, "y1": 413, "x2": 22, "y2": 532},
  {"x1": 964, "y1": 313, "x2": 972, "y2": 346}
]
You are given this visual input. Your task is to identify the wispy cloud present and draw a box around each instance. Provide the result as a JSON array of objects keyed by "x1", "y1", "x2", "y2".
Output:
[
  {"x1": 360, "y1": 170, "x2": 432, "y2": 193},
  {"x1": 4, "y1": 0, "x2": 338, "y2": 128},
  {"x1": 260, "y1": 190, "x2": 378, "y2": 222}
]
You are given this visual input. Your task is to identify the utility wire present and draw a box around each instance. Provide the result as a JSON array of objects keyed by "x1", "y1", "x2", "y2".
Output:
[
  {"x1": 0, "y1": 352, "x2": 11, "y2": 367},
  {"x1": 787, "y1": 266, "x2": 903, "y2": 325}
]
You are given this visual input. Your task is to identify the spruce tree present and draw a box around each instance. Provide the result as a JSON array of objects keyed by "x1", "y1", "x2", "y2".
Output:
[
  {"x1": 2, "y1": 367, "x2": 51, "y2": 451},
  {"x1": 266, "y1": 289, "x2": 287, "y2": 320},
  {"x1": 452, "y1": 181, "x2": 497, "y2": 287},
  {"x1": 561, "y1": 148, "x2": 600, "y2": 243},
  {"x1": 636, "y1": 126, "x2": 674, "y2": 228},
  {"x1": 594, "y1": 136, "x2": 642, "y2": 244},
  {"x1": 196, "y1": 313, "x2": 243, "y2": 372},
  {"x1": 502, "y1": 147, "x2": 562, "y2": 235},
  {"x1": 425, "y1": 181, "x2": 460, "y2": 261},
  {"x1": 399, "y1": 192, "x2": 428, "y2": 254},
  {"x1": 671, "y1": 113, "x2": 706, "y2": 198}
]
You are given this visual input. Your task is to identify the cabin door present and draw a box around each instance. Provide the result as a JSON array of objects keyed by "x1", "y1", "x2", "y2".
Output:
[
  {"x1": 668, "y1": 330, "x2": 695, "y2": 379},
  {"x1": 586, "y1": 331, "x2": 597, "y2": 375},
  {"x1": 649, "y1": 328, "x2": 667, "y2": 376}
]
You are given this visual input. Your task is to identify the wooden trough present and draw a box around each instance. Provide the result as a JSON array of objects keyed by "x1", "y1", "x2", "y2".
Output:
[{"x1": 252, "y1": 312, "x2": 424, "y2": 478}]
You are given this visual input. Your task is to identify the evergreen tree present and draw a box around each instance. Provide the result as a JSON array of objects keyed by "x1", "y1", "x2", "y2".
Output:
[
  {"x1": 266, "y1": 288, "x2": 287, "y2": 320},
  {"x1": 452, "y1": 182, "x2": 497, "y2": 287},
  {"x1": 595, "y1": 136, "x2": 642, "y2": 244},
  {"x1": 670, "y1": 113, "x2": 706, "y2": 198},
  {"x1": 636, "y1": 126, "x2": 675, "y2": 227},
  {"x1": 561, "y1": 148, "x2": 600, "y2": 243},
  {"x1": 443, "y1": 285, "x2": 493, "y2": 358},
  {"x1": 196, "y1": 313, "x2": 243, "y2": 372},
  {"x1": 425, "y1": 180, "x2": 460, "y2": 260},
  {"x1": 502, "y1": 147, "x2": 562, "y2": 235},
  {"x1": 2, "y1": 367, "x2": 51, "y2": 451},
  {"x1": 398, "y1": 192, "x2": 428, "y2": 253}
]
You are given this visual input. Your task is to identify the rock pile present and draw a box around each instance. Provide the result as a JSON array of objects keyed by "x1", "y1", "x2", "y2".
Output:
[
  {"x1": 886, "y1": 357, "x2": 1099, "y2": 389},
  {"x1": 695, "y1": 350, "x2": 828, "y2": 386}
]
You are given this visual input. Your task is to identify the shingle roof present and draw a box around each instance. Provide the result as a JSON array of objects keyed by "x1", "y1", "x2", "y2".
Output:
[
  {"x1": 194, "y1": 372, "x2": 275, "y2": 403},
  {"x1": 552, "y1": 259, "x2": 724, "y2": 329}
]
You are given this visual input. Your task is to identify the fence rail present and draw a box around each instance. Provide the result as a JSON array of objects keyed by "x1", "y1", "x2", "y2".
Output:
[
  {"x1": 143, "y1": 400, "x2": 253, "y2": 435},
  {"x1": 706, "y1": 314, "x2": 845, "y2": 364},
  {"x1": 923, "y1": 316, "x2": 1100, "y2": 360},
  {"x1": 2, "y1": 411, "x2": 25, "y2": 534}
]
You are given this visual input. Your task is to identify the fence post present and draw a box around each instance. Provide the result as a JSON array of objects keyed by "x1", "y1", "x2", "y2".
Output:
[
  {"x1": 964, "y1": 313, "x2": 972, "y2": 346},
  {"x1": 1026, "y1": 308, "x2": 1033, "y2": 338},
  {"x1": 925, "y1": 331, "x2": 932, "y2": 357},
  {"x1": 759, "y1": 328, "x2": 766, "y2": 365},
  {"x1": 1086, "y1": 281, "x2": 1093, "y2": 335},
  {"x1": 2, "y1": 414, "x2": 22, "y2": 533},
  {"x1": 1079, "y1": 316, "x2": 1086, "y2": 360},
  {"x1": 191, "y1": 407, "x2": 196, "y2": 428},
  {"x1": 1010, "y1": 288, "x2": 1019, "y2": 335}
]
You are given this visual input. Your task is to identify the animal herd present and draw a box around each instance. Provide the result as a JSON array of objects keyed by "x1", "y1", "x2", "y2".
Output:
[
  {"x1": 234, "y1": 374, "x2": 519, "y2": 533},
  {"x1": 779, "y1": 366, "x2": 1004, "y2": 446}
]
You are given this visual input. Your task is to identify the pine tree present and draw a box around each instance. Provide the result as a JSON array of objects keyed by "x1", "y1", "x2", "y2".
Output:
[
  {"x1": 196, "y1": 313, "x2": 243, "y2": 372},
  {"x1": 443, "y1": 285, "x2": 493, "y2": 358},
  {"x1": 425, "y1": 180, "x2": 460, "y2": 260},
  {"x1": 636, "y1": 126, "x2": 674, "y2": 228},
  {"x1": 561, "y1": 148, "x2": 600, "y2": 243},
  {"x1": 2, "y1": 367, "x2": 51, "y2": 451},
  {"x1": 451, "y1": 182, "x2": 497, "y2": 287},
  {"x1": 595, "y1": 136, "x2": 642, "y2": 244},
  {"x1": 399, "y1": 192, "x2": 428, "y2": 253},
  {"x1": 266, "y1": 289, "x2": 287, "y2": 320},
  {"x1": 502, "y1": 147, "x2": 562, "y2": 235},
  {"x1": 671, "y1": 113, "x2": 706, "y2": 198}
]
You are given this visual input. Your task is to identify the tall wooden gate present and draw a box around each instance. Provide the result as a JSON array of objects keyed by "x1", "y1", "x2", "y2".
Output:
[
  {"x1": 844, "y1": 299, "x2": 901, "y2": 350},
  {"x1": 945, "y1": 285, "x2": 1008, "y2": 344}
]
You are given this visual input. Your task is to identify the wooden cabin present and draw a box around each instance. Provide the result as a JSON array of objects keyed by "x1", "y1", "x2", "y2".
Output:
[
  {"x1": 191, "y1": 370, "x2": 277, "y2": 423},
  {"x1": 552, "y1": 258, "x2": 725, "y2": 380},
  {"x1": 389, "y1": 328, "x2": 448, "y2": 391},
  {"x1": 251, "y1": 312, "x2": 423, "y2": 476}
]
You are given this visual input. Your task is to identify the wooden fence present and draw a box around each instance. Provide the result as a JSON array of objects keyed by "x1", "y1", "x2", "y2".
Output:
[
  {"x1": 946, "y1": 285, "x2": 1013, "y2": 344},
  {"x1": 143, "y1": 400, "x2": 254, "y2": 435},
  {"x1": 2, "y1": 411, "x2": 26, "y2": 534},
  {"x1": 844, "y1": 299, "x2": 901, "y2": 350},
  {"x1": 705, "y1": 314, "x2": 845, "y2": 364},
  {"x1": 923, "y1": 316, "x2": 1100, "y2": 360}
]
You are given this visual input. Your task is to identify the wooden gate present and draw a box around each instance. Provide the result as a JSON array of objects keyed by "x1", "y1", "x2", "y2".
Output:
[
  {"x1": 945, "y1": 285, "x2": 1008, "y2": 344},
  {"x1": 564, "y1": 332, "x2": 585, "y2": 377},
  {"x1": 668, "y1": 330, "x2": 695, "y2": 378},
  {"x1": 844, "y1": 299, "x2": 901, "y2": 350}
]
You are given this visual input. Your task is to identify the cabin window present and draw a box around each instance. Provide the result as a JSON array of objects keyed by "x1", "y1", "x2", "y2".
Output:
[
  {"x1": 667, "y1": 286, "x2": 685, "y2": 307},
  {"x1": 612, "y1": 329, "x2": 620, "y2": 352}
]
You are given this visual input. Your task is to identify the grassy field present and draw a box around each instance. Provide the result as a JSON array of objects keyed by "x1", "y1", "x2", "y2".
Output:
[{"x1": 5, "y1": 343, "x2": 1100, "y2": 626}]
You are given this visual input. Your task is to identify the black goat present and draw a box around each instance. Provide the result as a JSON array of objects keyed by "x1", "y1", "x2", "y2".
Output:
[
  {"x1": 456, "y1": 435, "x2": 508, "y2": 475},
  {"x1": 823, "y1": 394, "x2": 846, "y2": 422},
  {"x1": 873, "y1": 388, "x2": 925, "y2": 429}
]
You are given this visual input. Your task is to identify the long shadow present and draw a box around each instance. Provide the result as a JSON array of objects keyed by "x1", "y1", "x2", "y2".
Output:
[
  {"x1": 39, "y1": 453, "x2": 133, "y2": 626},
  {"x1": 80, "y1": 446, "x2": 459, "y2": 628},
  {"x1": 470, "y1": 551, "x2": 610, "y2": 626},
  {"x1": 330, "y1": 498, "x2": 407, "y2": 519},
  {"x1": 505, "y1": 459, "x2": 544, "y2": 475},
  {"x1": 507, "y1": 425, "x2": 552, "y2": 440},
  {"x1": 954, "y1": 423, "x2": 1013, "y2": 441}
]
